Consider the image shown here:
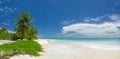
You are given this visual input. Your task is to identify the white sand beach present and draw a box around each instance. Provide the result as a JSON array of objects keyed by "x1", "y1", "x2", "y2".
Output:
[{"x1": 9, "y1": 39, "x2": 120, "y2": 59}]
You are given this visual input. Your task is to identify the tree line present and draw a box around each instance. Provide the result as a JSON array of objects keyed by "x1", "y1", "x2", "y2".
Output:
[{"x1": 0, "y1": 12, "x2": 38, "y2": 40}]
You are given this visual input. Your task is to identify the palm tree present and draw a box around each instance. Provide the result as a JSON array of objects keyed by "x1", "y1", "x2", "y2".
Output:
[
  {"x1": 0, "y1": 27, "x2": 10, "y2": 40},
  {"x1": 15, "y1": 12, "x2": 38, "y2": 40},
  {"x1": 0, "y1": 27, "x2": 8, "y2": 34},
  {"x1": 28, "y1": 25, "x2": 38, "y2": 40}
]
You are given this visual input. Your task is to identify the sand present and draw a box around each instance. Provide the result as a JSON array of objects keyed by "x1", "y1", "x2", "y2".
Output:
[
  {"x1": 8, "y1": 40, "x2": 120, "y2": 59},
  {"x1": 0, "y1": 40, "x2": 14, "y2": 45}
]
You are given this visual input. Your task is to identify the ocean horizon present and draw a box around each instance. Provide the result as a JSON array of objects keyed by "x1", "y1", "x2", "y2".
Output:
[{"x1": 39, "y1": 38, "x2": 120, "y2": 50}]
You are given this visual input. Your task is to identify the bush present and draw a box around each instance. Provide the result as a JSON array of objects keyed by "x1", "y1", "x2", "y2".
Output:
[
  {"x1": 0, "y1": 33, "x2": 13, "y2": 40},
  {"x1": 0, "y1": 40, "x2": 43, "y2": 59}
]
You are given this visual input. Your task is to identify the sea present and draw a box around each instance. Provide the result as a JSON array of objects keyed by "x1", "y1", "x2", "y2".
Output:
[{"x1": 39, "y1": 38, "x2": 120, "y2": 51}]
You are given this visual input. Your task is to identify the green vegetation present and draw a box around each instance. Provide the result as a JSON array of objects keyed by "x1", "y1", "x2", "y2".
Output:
[
  {"x1": 0, "y1": 12, "x2": 38, "y2": 40},
  {"x1": 15, "y1": 12, "x2": 38, "y2": 40},
  {"x1": 0, "y1": 27, "x2": 13, "y2": 40},
  {"x1": 0, "y1": 40, "x2": 43, "y2": 59},
  {"x1": 0, "y1": 12, "x2": 41, "y2": 59}
]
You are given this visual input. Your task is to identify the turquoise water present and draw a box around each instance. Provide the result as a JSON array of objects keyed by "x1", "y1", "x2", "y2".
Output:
[
  {"x1": 41, "y1": 38, "x2": 120, "y2": 45},
  {"x1": 40, "y1": 38, "x2": 120, "y2": 50}
]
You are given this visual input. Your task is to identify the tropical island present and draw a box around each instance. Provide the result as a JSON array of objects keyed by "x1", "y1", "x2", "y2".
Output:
[
  {"x1": 0, "y1": 12, "x2": 120, "y2": 59},
  {"x1": 0, "y1": 0, "x2": 120, "y2": 59}
]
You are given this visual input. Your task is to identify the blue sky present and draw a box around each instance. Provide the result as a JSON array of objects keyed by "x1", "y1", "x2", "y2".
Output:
[{"x1": 0, "y1": 0, "x2": 120, "y2": 38}]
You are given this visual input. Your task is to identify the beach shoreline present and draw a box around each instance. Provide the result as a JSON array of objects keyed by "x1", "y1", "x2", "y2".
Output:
[
  {"x1": 8, "y1": 39, "x2": 120, "y2": 59},
  {"x1": 0, "y1": 39, "x2": 120, "y2": 59}
]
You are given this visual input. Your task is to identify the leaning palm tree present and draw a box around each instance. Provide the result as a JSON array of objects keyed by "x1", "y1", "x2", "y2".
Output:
[{"x1": 15, "y1": 12, "x2": 38, "y2": 40}]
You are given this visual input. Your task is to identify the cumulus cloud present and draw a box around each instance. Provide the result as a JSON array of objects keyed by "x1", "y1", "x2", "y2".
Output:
[{"x1": 61, "y1": 14, "x2": 120, "y2": 38}]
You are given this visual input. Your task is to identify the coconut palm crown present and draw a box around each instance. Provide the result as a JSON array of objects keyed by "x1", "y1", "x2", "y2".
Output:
[{"x1": 15, "y1": 12, "x2": 38, "y2": 40}]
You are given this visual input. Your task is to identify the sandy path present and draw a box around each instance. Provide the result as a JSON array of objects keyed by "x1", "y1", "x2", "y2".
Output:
[{"x1": 0, "y1": 40, "x2": 14, "y2": 45}]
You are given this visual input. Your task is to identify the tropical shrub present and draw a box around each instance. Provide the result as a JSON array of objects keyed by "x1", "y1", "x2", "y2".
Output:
[
  {"x1": 0, "y1": 27, "x2": 12, "y2": 40},
  {"x1": 0, "y1": 40, "x2": 43, "y2": 59}
]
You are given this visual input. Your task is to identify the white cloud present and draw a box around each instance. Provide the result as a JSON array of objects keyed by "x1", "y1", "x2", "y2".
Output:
[
  {"x1": 62, "y1": 22, "x2": 120, "y2": 38},
  {"x1": 61, "y1": 14, "x2": 120, "y2": 38},
  {"x1": 109, "y1": 14, "x2": 120, "y2": 21}
]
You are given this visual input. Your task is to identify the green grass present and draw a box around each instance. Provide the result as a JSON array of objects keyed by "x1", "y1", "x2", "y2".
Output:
[{"x1": 0, "y1": 40, "x2": 43, "y2": 59}]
